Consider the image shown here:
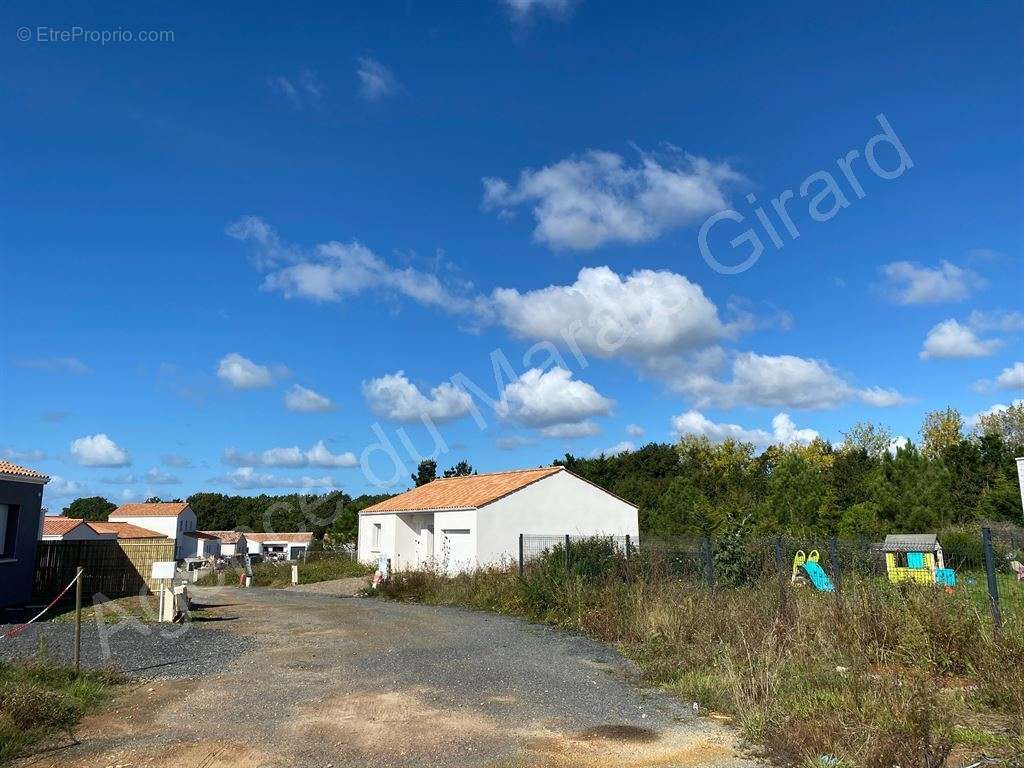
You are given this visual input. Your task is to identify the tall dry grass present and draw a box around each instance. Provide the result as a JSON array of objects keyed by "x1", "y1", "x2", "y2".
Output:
[{"x1": 379, "y1": 544, "x2": 1023, "y2": 767}]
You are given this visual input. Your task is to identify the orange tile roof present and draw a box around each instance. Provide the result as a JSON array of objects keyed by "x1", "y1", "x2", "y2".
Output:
[
  {"x1": 0, "y1": 460, "x2": 50, "y2": 482},
  {"x1": 87, "y1": 521, "x2": 168, "y2": 540},
  {"x1": 202, "y1": 530, "x2": 246, "y2": 544},
  {"x1": 42, "y1": 516, "x2": 87, "y2": 536},
  {"x1": 361, "y1": 466, "x2": 564, "y2": 513},
  {"x1": 246, "y1": 532, "x2": 313, "y2": 543},
  {"x1": 109, "y1": 502, "x2": 189, "y2": 518}
]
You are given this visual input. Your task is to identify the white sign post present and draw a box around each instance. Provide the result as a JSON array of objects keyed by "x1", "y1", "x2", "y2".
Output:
[{"x1": 151, "y1": 561, "x2": 177, "y2": 623}]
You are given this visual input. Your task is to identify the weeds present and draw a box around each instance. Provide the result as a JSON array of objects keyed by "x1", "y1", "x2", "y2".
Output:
[
  {"x1": 378, "y1": 544, "x2": 1023, "y2": 767},
  {"x1": 0, "y1": 658, "x2": 121, "y2": 763}
]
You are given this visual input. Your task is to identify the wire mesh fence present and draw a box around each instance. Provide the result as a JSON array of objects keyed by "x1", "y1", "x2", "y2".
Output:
[{"x1": 518, "y1": 525, "x2": 1021, "y2": 629}]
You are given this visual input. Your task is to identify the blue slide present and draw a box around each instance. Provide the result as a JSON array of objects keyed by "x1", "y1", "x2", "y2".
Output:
[{"x1": 802, "y1": 561, "x2": 835, "y2": 592}]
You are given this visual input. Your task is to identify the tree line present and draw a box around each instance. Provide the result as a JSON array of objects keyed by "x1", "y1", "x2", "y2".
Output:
[{"x1": 60, "y1": 405, "x2": 1022, "y2": 544}]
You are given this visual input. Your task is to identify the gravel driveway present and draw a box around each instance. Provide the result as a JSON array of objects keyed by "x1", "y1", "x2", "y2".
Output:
[{"x1": 7, "y1": 585, "x2": 757, "y2": 768}]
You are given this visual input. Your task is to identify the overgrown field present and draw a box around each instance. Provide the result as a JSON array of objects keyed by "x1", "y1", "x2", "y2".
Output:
[
  {"x1": 378, "y1": 548, "x2": 1023, "y2": 768},
  {"x1": 196, "y1": 554, "x2": 371, "y2": 588},
  {"x1": 0, "y1": 658, "x2": 121, "y2": 763}
]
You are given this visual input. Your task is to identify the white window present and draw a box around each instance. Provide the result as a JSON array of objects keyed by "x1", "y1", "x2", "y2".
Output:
[{"x1": 371, "y1": 523, "x2": 382, "y2": 550}]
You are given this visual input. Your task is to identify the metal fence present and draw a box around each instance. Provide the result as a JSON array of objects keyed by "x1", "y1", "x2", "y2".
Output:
[{"x1": 517, "y1": 526, "x2": 1023, "y2": 630}]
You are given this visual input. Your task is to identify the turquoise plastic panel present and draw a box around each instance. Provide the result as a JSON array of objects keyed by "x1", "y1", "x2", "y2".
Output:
[
  {"x1": 802, "y1": 561, "x2": 835, "y2": 592},
  {"x1": 907, "y1": 552, "x2": 925, "y2": 569},
  {"x1": 935, "y1": 568, "x2": 956, "y2": 587}
]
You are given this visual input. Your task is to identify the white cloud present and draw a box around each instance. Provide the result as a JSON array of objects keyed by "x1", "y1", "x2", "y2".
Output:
[
  {"x1": 592, "y1": 441, "x2": 635, "y2": 457},
  {"x1": 882, "y1": 260, "x2": 984, "y2": 304},
  {"x1": 144, "y1": 468, "x2": 180, "y2": 485},
  {"x1": 968, "y1": 399, "x2": 1024, "y2": 429},
  {"x1": 217, "y1": 353, "x2": 282, "y2": 389},
  {"x1": 45, "y1": 476, "x2": 89, "y2": 499},
  {"x1": 483, "y1": 149, "x2": 740, "y2": 250},
  {"x1": 495, "y1": 435, "x2": 537, "y2": 450},
  {"x1": 538, "y1": 421, "x2": 601, "y2": 438},
  {"x1": 223, "y1": 440, "x2": 357, "y2": 469},
  {"x1": 70, "y1": 434, "x2": 131, "y2": 467},
  {"x1": 363, "y1": 371, "x2": 473, "y2": 423},
  {"x1": 888, "y1": 436, "x2": 910, "y2": 456},
  {"x1": 920, "y1": 319, "x2": 1002, "y2": 359},
  {"x1": 674, "y1": 352, "x2": 904, "y2": 410},
  {"x1": 625, "y1": 424, "x2": 645, "y2": 437},
  {"x1": 162, "y1": 454, "x2": 192, "y2": 468},
  {"x1": 217, "y1": 467, "x2": 337, "y2": 490},
  {"x1": 967, "y1": 310, "x2": 1024, "y2": 333},
  {"x1": 357, "y1": 57, "x2": 398, "y2": 101},
  {"x1": 492, "y1": 266, "x2": 729, "y2": 361},
  {"x1": 268, "y1": 70, "x2": 323, "y2": 107},
  {"x1": 996, "y1": 362, "x2": 1024, "y2": 390},
  {"x1": 16, "y1": 357, "x2": 89, "y2": 375},
  {"x1": 496, "y1": 367, "x2": 613, "y2": 428},
  {"x1": 671, "y1": 410, "x2": 818, "y2": 447},
  {"x1": 284, "y1": 384, "x2": 335, "y2": 413},
  {"x1": 503, "y1": 0, "x2": 577, "y2": 22},
  {"x1": 2, "y1": 447, "x2": 46, "y2": 461}
]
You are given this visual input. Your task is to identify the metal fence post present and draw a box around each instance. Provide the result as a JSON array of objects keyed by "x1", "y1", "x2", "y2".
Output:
[
  {"x1": 982, "y1": 527, "x2": 1003, "y2": 630},
  {"x1": 829, "y1": 537, "x2": 841, "y2": 593},
  {"x1": 518, "y1": 533, "x2": 524, "y2": 579},
  {"x1": 73, "y1": 566, "x2": 83, "y2": 673},
  {"x1": 774, "y1": 536, "x2": 788, "y2": 618},
  {"x1": 702, "y1": 537, "x2": 715, "y2": 591},
  {"x1": 564, "y1": 534, "x2": 571, "y2": 572},
  {"x1": 624, "y1": 534, "x2": 632, "y2": 585}
]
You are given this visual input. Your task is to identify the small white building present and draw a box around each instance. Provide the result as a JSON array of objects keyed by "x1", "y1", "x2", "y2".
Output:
[
  {"x1": 245, "y1": 532, "x2": 312, "y2": 560},
  {"x1": 108, "y1": 502, "x2": 198, "y2": 559},
  {"x1": 184, "y1": 530, "x2": 221, "y2": 558},
  {"x1": 357, "y1": 466, "x2": 639, "y2": 574},
  {"x1": 202, "y1": 531, "x2": 248, "y2": 557}
]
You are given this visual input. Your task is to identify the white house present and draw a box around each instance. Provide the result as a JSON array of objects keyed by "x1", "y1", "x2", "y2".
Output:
[
  {"x1": 108, "y1": 502, "x2": 198, "y2": 559},
  {"x1": 357, "y1": 466, "x2": 639, "y2": 574},
  {"x1": 202, "y1": 531, "x2": 248, "y2": 557},
  {"x1": 245, "y1": 532, "x2": 312, "y2": 560},
  {"x1": 183, "y1": 530, "x2": 221, "y2": 558}
]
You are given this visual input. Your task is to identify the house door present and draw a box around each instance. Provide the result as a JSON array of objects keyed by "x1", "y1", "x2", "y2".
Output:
[
  {"x1": 415, "y1": 521, "x2": 434, "y2": 568},
  {"x1": 440, "y1": 529, "x2": 472, "y2": 574}
]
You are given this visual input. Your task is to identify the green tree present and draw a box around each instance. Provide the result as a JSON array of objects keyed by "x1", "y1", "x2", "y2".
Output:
[
  {"x1": 63, "y1": 496, "x2": 116, "y2": 520},
  {"x1": 975, "y1": 401, "x2": 1024, "y2": 448},
  {"x1": 920, "y1": 407, "x2": 964, "y2": 459},
  {"x1": 840, "y1": 421, "x2": 893, "y2": 459},
  {"x1": 412, "y1": 459, "x2": 437, "y2": 487},
  {"x1": 442, "y1": 460, "x2": 475, "y2": 478}
]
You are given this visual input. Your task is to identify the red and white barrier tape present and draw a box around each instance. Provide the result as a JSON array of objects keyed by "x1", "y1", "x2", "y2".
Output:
[{"x1": 0, "y1": 570, "x2": 83, "y2": 640}]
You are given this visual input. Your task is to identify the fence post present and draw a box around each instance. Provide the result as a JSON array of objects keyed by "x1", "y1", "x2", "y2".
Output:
[
  {"x1": 73, "y1": 566, "x2": 83, "y2": 673},
  {"x1": 982, "y1": 527, "x2": 1003, "y2": 630},
  {"x1": 564, "y1": 534, "x2": 571, "y2": 572},
  {"x1": 624, "y1": 535, "x2": 632, "y2": 585},
  {"x1": 829, "y1": 537, "x2": 842, "y2": 593},
  {"x1": 701, "y1": 537, "x2": 715, "y2": 590},
  {"x1": 774, "y1": 536, "x2": 788, "y2": 618},
  {"x1": 518, "y1": 533, "x2": 524, "y2": 579}
]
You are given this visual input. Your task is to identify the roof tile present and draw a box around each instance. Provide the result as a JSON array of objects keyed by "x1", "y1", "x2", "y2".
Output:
[
  {"x1": 361, "y1": 467, "x2": 563, "y2": 513},
  {"x1": 0, "y1": 460, "x2": 50, "y2": 482},
  {"x1": 110, "y1": 502, "x2": 189, "y2": 518}
]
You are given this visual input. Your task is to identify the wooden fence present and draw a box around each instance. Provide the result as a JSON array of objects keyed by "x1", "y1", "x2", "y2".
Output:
[{"x1": 34, "y1": 540, "x2": 176, "y2": 600}]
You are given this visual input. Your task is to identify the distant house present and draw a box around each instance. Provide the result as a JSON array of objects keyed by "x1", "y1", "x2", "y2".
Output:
[
  {"x1": 86, "y1": 521, "x2": 170, "y2": 542},
  {"x1": 42, "y1": 516, "x2": 110, "y2": 540},
  {"x1": 202, "y1": 531, "x2": 248, "y2": 557},
  {"x1": 357, "y1": 466, "x2": 639, "y2": 574},
  {"x1": 183, "y1": 530, "x2": 221, "y2": 558},
  {"x1": 0, "y1": 461, "x2": 50, "y2": 610},
  {"x1": 245, "y1": 532, "x2": 312, "y2": 561},
  {"x1": 107, "y1": 502, "x2": 198, "y2": 559}
]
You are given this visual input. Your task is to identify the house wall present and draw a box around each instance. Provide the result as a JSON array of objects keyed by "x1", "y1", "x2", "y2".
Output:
[
  {"x1": 0, "y1": 478, "x2": 47, "y2": 610},
  {"x1": 109, "y1": 506, "x2": 197, "y2": 559},
  {"x1": 42, "y1": 525, "x2": 110, "y2": 541},
  {"x1": 357, "y1": 513, "x2": 399, "y2": 566},
  {"x1": 475, "y1": 471, "x2": 639, "y2": 567},
  {"x1": 433, "y1": 509, "x2": 477, "y2": 573}
]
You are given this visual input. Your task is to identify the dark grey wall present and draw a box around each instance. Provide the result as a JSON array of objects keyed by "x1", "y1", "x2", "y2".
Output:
[{"x1": 0, "y1": 478, "x2": 45, "y2": 609}]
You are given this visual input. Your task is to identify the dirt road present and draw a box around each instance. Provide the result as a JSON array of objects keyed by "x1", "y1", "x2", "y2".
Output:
[{"x1": 16, "y1": 585, "x2": 757, "y2": 768}]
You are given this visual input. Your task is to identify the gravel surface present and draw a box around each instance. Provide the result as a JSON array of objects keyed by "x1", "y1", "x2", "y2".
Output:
[{"x1": 8, "y1": 584, "x2": 758, "y2": 768}]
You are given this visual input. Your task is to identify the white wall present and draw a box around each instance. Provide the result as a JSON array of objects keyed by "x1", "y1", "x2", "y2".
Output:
[
  {"x1": 433, "y1": 509, "x2": 477, "y2": 573},
  {"x1": 357, "y1": 513, "x2": 398, "y2": 566},
  {"x1": 41, "y1": 524, "x2": 110, "y2": 541},
  {"x1": 109, "y1": 505, "x2": 197, "y2": 559},
  {"x1": 475, "y1": 470, "x2": 638, "y2": 567}
]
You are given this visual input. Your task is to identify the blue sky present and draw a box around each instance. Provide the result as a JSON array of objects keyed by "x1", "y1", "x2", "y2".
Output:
[{"x1": 3, "y1": 0, "x2": 1022, "y2": 508}]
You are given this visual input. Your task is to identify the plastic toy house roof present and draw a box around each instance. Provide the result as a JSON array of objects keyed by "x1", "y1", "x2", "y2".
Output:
[{"x1": 882, "y1": 534, "x2": 939, "y2": 553}]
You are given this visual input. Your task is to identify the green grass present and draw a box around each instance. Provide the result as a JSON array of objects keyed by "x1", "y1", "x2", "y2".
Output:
[
  {"x1": 195, "y1": 554, "x2": 372, "y2": 588},
  {"x1": 0, "y1": 658, "x2": 122, "y2": 763},
  {"x1": 376, "y1": 546, "x2": 1024, "y2": 768}
]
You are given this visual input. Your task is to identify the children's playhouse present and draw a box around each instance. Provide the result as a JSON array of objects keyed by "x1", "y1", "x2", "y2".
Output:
[{"x1": 882, "y1": 533, "x2": 956, "y2": 587}]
